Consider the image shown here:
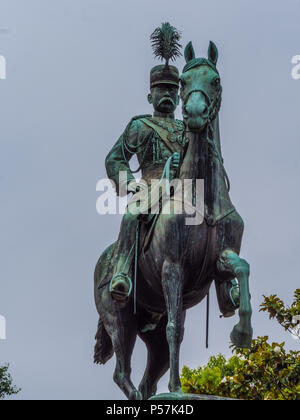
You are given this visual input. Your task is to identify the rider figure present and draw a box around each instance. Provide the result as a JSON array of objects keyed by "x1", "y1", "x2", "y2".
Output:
[
  {"x1": 104, "y1": 25, "x2": 240, "y2": 317},
  {"x1": 105, "y1": 62, "x2": 186, "y2": 303}
]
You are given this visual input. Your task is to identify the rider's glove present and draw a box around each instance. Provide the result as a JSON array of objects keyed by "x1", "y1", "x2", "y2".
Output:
[{"x1": 172, "y1": 152, "x2": 180, "y2": 169}]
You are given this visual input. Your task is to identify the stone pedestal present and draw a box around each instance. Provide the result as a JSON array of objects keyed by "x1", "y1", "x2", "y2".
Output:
[{"x1": 149, "y1": 392, "x2": 235, "y2": 400}]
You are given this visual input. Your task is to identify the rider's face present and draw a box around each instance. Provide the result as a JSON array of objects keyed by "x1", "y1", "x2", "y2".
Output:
[{"x1": 148, "y1": 84, "x2": 179, "y2": 114}]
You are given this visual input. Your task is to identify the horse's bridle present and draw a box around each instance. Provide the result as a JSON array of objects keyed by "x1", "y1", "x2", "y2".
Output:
[
  {"x1": 182, "y1": 85, "x2": 223, "y2": 124},
  {"x1": 182, "y1": 84, "x2": 230, "y2": 192}
]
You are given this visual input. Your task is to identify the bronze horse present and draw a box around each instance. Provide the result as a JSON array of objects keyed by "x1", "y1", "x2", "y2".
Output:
[{"x1": 94, "y1": 41, "x2": 253, "y2": 400}]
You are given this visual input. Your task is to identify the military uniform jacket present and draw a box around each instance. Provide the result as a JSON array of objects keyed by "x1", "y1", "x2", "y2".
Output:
[{"x1": 105, "y1": 115, "x2": 186, "y2": 196}]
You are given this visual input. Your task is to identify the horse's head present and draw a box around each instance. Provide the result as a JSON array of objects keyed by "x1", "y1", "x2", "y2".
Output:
[{"x1": 180, "y1": 41, "x2": 222, "y2": 132}]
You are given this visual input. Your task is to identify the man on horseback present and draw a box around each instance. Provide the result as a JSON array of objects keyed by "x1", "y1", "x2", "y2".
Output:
[
  {"x1": 94, "y1": 29, "x2": 253, "y2": 400},
  {"x1": 105, "y1": 23, "x2": 185, "y2": 303}
]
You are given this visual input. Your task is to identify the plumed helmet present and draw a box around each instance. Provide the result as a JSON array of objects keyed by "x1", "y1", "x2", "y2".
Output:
[{"x1": 149, "y1": 22, "x2": 182, "y2": 88}]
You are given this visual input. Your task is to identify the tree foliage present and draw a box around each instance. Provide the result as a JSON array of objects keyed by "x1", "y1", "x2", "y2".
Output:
[
  {"x1": 181, "y1": 290, "x2": 300, "y2": 400},
  {"x1": 0, "y1": 364, "x2": 20, "y2": 399},
  {"x1": 260, "y1": 289, "x2": 300, "y2": 337}
]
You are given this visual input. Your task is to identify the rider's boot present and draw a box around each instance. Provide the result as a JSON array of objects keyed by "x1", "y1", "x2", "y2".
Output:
[
  {"x1": 109, "y1": 212, "x2": 137, "y2": 304},
  {"x1": 110, "y1": 272, "x2": 133, "y2": 303}
]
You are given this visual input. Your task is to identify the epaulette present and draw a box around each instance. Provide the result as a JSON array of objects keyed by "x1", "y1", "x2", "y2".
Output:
[
  {"x1": 126, "y1": 114, "x2": 152, "y2": 130},
  {"x1": 131, "y1": 114, "x2": 152, "y2": 122}
]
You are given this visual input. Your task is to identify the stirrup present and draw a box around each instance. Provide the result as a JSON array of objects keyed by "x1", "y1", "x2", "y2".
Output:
[{"x1": 109, "y1": 272, "x2": 133, "y2": 301}]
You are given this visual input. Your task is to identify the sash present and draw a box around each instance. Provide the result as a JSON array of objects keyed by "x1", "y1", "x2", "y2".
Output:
[{"x1": 140, "y1": 118, "x2": 180, "y2": 154}]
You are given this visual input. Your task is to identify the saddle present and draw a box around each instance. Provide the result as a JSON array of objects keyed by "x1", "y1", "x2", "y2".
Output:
[{"x1": 95, "y1": 212, "x2": 158, "y2": 293}]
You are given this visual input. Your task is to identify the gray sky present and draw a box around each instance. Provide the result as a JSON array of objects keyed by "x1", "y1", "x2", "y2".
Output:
[{"x1": 0, "y1": 0, "x2": 299, "y2": 400}]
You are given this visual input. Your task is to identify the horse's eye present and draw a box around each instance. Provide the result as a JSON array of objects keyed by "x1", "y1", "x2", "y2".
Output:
[
  {"x1": 213, "y1": 78, "x2": 220, "y2": 86},
  {"x1": 180, "y1": 79, "x2": 186, "y2": 88}
]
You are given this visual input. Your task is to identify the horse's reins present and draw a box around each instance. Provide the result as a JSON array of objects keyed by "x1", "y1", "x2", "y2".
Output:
[
  {"x1": 183, "y1": 85, "x2": 233, "y2": 348},
  {"x1": 101, "y1": 85, "x2": 232, "y2": 346},
  {"x1": 183, "y1": 85, "x2": 231, "y2": 193}
]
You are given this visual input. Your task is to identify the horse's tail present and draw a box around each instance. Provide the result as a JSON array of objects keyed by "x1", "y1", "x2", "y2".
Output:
[{"x1": 94, "y1": 317, "x2": 114, "y2": 365}]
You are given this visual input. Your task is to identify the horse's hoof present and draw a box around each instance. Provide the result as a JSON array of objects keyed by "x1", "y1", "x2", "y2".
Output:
[
  {"x1": 168, "y1": 384, "x2": 182, "y2": 394},
  {"x1": 230, "y1": 323, "x2": 253, "y2": 349},
  {"x1": 138, "y1": 384, "x2": 157, "y2": 400}
]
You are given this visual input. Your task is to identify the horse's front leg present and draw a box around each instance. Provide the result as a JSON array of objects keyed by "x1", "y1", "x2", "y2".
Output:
[
  {"x1": 217, "y1": 249, "x2": 253, "y2": 348},
  {"x1": 162, "y1": 260, "x2": 184, "y2": 393},
  {"x1": 101, "y1": 302, "x2": 142, "y2": 400}
]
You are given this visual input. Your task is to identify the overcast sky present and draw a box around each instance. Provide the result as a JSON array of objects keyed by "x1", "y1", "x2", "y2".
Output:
[{"x1": 0, "y1": 0, "x2": 299, "y2": 400}]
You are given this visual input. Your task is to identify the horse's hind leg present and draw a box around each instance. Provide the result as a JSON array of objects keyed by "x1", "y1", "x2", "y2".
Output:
[
  {"x1": 162, "y1": 260, "x2": 184, "y2": 393},
  {"x1": 104, "y1": 307, "x2": 142, "y2": 400},
  {"x1": 217, "y1": 249, "x2": 253, "y2": 348},
  {"x1": 138, "y1": 316, "x2": 169, "y2": 399}
]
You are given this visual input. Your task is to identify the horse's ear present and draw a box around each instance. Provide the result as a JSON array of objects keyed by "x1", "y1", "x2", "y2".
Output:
[
  {"x1": 208, "y1": 41, "x2": 218, "y2": 65},
  {"x1": 184, "y1": 41, "x2": 195, "y2": 62}
]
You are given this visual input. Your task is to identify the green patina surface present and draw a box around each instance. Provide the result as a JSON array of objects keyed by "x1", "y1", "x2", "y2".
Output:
[{"x1": 94, "y1": 23, "x2": 253, "y2": 401}]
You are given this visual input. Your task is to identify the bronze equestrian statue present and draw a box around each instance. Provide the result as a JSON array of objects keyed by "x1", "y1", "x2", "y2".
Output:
[{"x1": 94, "y1": 24, "x2": 253, "y2": 400}]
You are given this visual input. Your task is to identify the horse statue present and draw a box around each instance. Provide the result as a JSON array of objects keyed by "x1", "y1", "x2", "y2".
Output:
[{"x1": 94, "y1": 41, "x2": 253, "y2": 400}]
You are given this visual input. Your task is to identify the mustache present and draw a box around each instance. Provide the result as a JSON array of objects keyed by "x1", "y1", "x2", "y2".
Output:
[{"x1": 158, "y1": 96, "x2": 175, "y2": 107}]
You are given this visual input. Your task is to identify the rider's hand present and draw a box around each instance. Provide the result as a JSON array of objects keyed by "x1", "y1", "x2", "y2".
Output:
[
  {"x1": 127, "y1": 180, "x2": 147, "y2": 195},
  {"x1": 172, "y1": 152, "x2": 180, "y2": 169},
  {"x1": 127, "y1": 184, "x2": 138, "y2": 194}
]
